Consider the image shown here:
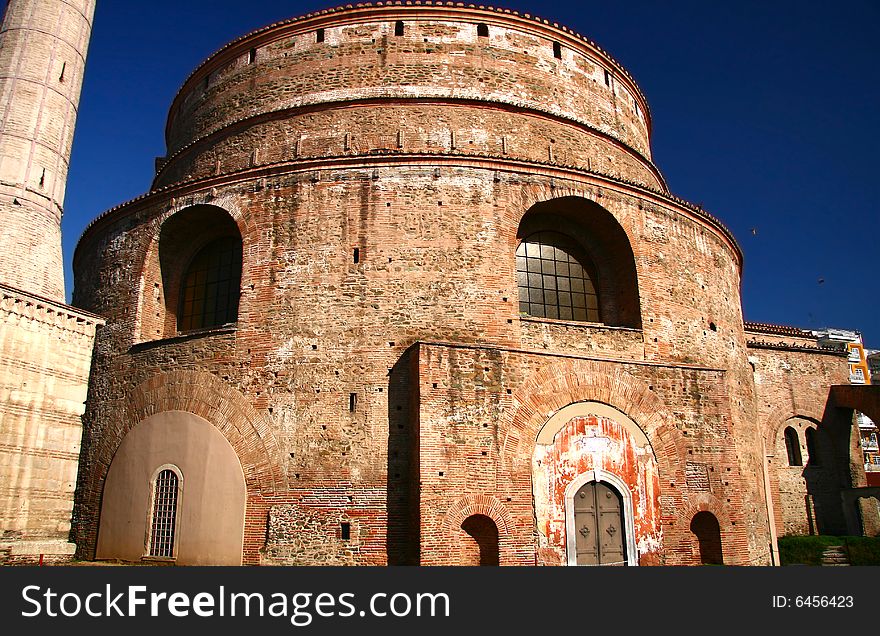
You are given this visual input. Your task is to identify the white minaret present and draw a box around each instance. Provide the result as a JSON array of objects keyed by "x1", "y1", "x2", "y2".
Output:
[
  {"x1": 0, "y1": 0, "x2": 96, "y2": 301},
  {"x1": 0, "y1": 0, "x2": 102, "y2": 565}
]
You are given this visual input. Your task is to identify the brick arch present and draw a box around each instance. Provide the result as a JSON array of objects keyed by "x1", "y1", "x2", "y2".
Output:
[
  {"x1": 509, "y1": 183, "x2": 641, "y2": 250},
  {"x1": 442, "y1": 495, "x2": 515, "y2": 565},
  {"x1": 679, "y1": 496, "x2": 736, "y2": 565},
  {"x1": 442, "y1": 494, "x2": 513, "y2": 536},
  {"x1": 135, "y1": 197, "x2": 251, "y2": 342},
  {"x1": 511, "y1": 187, "x2": 642, "y2": 329},
  {"x1": 95, "y1": 369, "x2": 287, "y2": 496},
  {"x1": 501, "y1": 358, "x2": 682, "y2": 481},
  {"x1": 762, "y1": 398, "x2": 826, "y2": 450},
  {"x1": 679, "y1": 495, "x2": 732, "y2": 531}
]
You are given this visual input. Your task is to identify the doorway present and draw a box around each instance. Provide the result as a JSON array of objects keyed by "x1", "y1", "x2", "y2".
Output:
[{"x1": 573, "y1": 481, "x2": 626, "y2": 566}]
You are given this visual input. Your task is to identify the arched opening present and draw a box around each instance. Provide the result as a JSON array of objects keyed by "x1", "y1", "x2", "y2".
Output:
[
  {"x1": 690, "y1": 511, "x2": 723, "y2": 565},
  {"x1": 784, "y1": 426, "x2": 802, "y2": 466},
  {"x1": 157, "y1": 205, "x2": 242, "y2": 336},
  {"x1": 516, "y1": 197, "x2": 641, "y2": 328},
  {"x1": 460, "y1": 514, "x2": 499, "y2": 566}
]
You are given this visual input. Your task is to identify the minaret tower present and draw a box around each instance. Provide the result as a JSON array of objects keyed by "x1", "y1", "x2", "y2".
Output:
[
  {"x1": 0, "y1": 0, "x2": 101, "y2": 564},
  {"x1": 0, "y1": 0, "x2": 96, "y2": 300}
]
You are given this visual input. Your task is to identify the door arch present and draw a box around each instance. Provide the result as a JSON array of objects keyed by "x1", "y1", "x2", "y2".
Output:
[{"x1": 460, "y1": 514, "x2": 500, "y2": 566}]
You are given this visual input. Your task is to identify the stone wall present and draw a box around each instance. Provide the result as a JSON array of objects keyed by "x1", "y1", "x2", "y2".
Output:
[{"x1": 0, "y1": 284, "x2": 102, "y2": 564}]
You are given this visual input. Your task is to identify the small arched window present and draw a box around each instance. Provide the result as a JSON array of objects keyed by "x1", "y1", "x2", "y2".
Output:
[
  {"x1": 178, "y1": 236, "x2": 242, "y2": 331},
  {"x1": 784, "y1": 426, "x2": 802, "y2": 467},
  {"x1": 516, "y1": 231, "x2": 599, "y2": 322},
  {"x1": 148, "y1": 468, "x2": 180, "y2": 558},
  {"x1": 461, "y1": 514, "x2": 499, "y2": 566},
  {"x1": 805, "y1": 427, "x2": 819, "y2": 465},
  {"x1": 690, "y1": 511, "x2": 723, "y2": 565}
]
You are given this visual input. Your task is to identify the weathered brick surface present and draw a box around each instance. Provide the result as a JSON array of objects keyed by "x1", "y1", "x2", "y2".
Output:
[
  {"x1": 71, "y1": 4, "x2": 856, "y2": 566},
  {"x1": 746, "y1": 327, "x2": 855, "y2": 538}
]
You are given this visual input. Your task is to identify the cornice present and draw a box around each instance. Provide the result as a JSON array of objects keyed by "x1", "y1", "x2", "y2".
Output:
[
  {"x1": 0, "y1": 283, "x2": 105, "y2": 336},
  {"x1": 745, "y1": 339, "x2": 846, "y2": 357},
  {"x1": 743, "y1": 321, "x2": 814, "y2": 338}
]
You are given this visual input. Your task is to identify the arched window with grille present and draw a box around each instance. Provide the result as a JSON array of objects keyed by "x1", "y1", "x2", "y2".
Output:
[
  {"x1": 515, "y1": 197, "x2": 642, "y2": 329},
  {"x1": 148, "y1": 466, "x2": 181, "y2": 559},
  {"x1": 178, "y1": 236, "x2": 242, "y2": 331},
  {"x1": 784, "y1": 426, "x2": 802, "y2": 467},
  {"x1": 516, "y1": 231, "x2": 600, "y2": 322}
]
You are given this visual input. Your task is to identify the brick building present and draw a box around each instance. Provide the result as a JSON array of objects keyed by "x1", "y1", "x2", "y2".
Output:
[{"x1": 67, "y1": 3, "x2": 879, "y2": 566}]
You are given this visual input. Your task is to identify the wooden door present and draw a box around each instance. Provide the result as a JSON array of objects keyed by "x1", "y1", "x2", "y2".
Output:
[{"x1": 573, "y1": 481, "x2": 626, "y2": 565}]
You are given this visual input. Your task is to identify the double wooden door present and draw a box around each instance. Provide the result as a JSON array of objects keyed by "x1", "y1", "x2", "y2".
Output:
[{"x1": 573, "y1": 481, "x2": 626, "y2": 566}]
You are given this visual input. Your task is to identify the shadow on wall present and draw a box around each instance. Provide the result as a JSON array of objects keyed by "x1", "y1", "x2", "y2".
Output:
[
  {"x1": 386, "y1": 348, "x2": 419, "y2": 565},
  {"x1": 803, "y1": 407, "x2": 862, "y2": 536}
]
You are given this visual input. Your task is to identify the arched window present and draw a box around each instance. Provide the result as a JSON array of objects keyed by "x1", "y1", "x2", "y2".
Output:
[
  {"x1": 805, "y1": 427, "x2": 819, "y2": 465},
  {"x1": 178, "y1": 236, "x2": 242, "y2": 331},
  {"x1": 784, "y1": 426, "x2": 802, "y2": 467},
  {"x1": 516, "y1": 231, "x2": 599, "y2": 322},
  {"x1": 148, "y1": 468, "x2": 180, "y2": 558},
  {"x1": 690, "y1": 511, "x2": 723, "y2": 565},
  {"x1": 460, "y1": 514, "x2": 499, "y2": 566}
]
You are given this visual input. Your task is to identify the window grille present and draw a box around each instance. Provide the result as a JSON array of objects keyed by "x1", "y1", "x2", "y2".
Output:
[
  {"x1": 178, "y1": 236, "x2": 241, "y2": 331},
  {"x1": 149, "y1": 469, "x2": 179, "y2": 558},
  {"x1": 516, "y1": 231, "x2": 599, "y2": 322}
]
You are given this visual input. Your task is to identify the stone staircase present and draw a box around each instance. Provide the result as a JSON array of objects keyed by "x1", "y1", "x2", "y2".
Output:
[{"x1": 820, "y1": 545, "x2": 850, "y2": 566}]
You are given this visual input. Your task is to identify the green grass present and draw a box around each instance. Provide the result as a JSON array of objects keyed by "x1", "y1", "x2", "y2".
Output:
[{"x1": 778, "y1": 535, "x2": 880, "y2": 566}]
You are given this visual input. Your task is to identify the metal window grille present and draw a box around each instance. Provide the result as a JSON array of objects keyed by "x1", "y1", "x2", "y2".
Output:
[
  {"x1": 178, "y1": 237, "x2": 241, "y2": 331},
  {"x1": 516, "y1": 231, "x2": 599, "y2": 322},
  {"x1": 149, "y1": 469, "x2": 179, "y2": 558}
]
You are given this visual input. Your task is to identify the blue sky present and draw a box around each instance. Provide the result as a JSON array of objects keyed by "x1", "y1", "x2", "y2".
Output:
[{"x1": 64, "y1": 0, "x2": 879, "y2": 347}]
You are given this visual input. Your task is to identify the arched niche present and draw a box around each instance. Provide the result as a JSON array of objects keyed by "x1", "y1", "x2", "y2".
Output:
[
  {"x1": 96, "y1": 410, "x2": 246, "y2": 565},
  {"x1": 516, "y1": 196, "x2": 641, "y2": 328}
]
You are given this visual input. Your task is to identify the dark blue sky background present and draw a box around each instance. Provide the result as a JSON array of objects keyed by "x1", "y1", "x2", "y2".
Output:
[{"x1": 64, "y1": 1, "x2": 879, "y2": 346}]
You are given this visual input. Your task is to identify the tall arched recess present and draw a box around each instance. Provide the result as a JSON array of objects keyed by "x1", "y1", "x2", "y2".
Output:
[
  {"x1": 158, "y1": 205, "x2": 242, "y2": 337},
  {"x1": 516, "y1": 197, "x2": 641, "y2": 329},
  {"x1": 96, "y1": 411, "x2": 247, "y2": 565}
]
